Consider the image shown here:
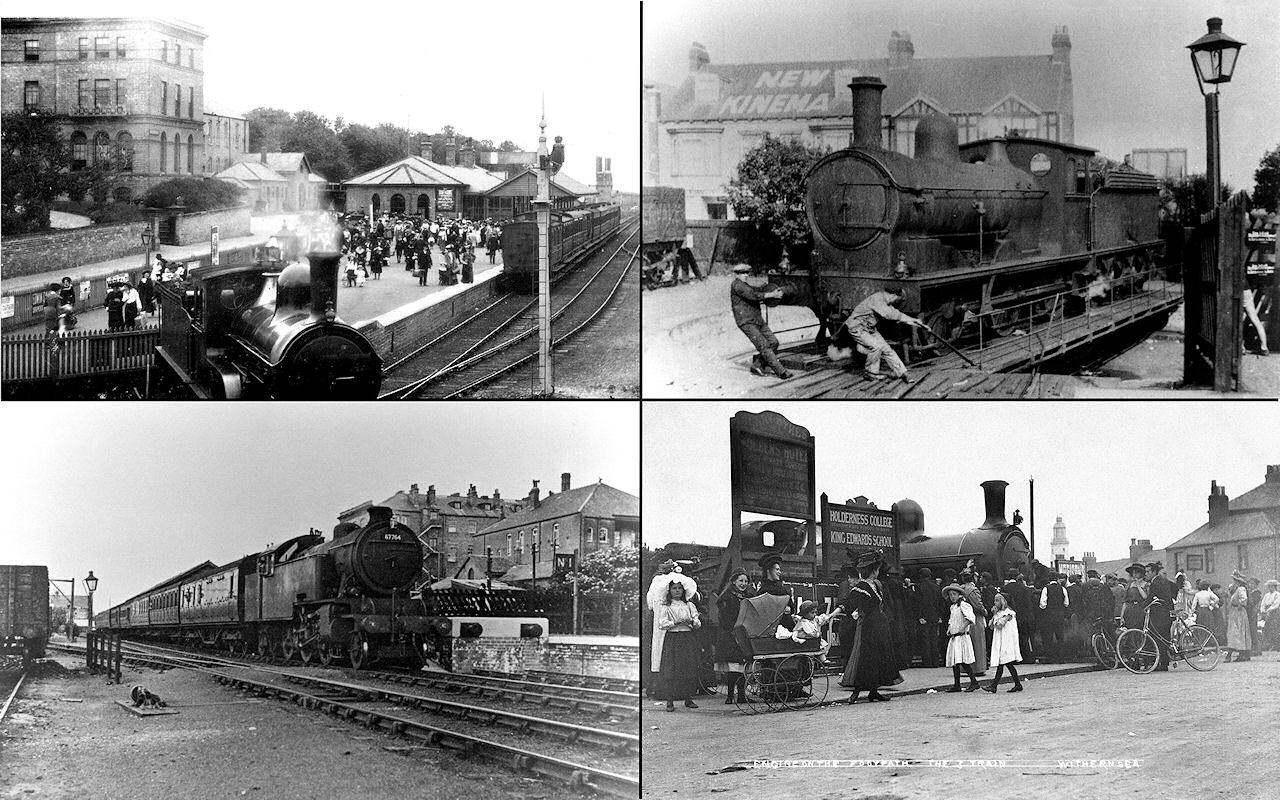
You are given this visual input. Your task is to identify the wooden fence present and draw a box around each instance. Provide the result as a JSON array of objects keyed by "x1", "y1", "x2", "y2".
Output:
[{"x1": 2, "y1": 325, "x2": 158, "y2": 382}]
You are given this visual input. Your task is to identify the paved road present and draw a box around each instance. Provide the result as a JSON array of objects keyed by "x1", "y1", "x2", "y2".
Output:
[{"x1": 642, "y1": 653, "x2": 1280, "y2": 799}]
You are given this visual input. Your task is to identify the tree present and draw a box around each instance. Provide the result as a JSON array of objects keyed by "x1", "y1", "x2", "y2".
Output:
[
  {"x1": 1165, "y1": 173, "x2": 1235, "y2": 220},
  {"x1": 562, "y1": 544, "x2": 640, "y2": 623},
  {"x1": 499, "y1": 140, "x2": 521, "y2": 152},
  {"x1": 286, "y1": 110, "x2": 351, "y2": 182},
  {"x1": 339, "y1": 123, "x2": 406, "y2": 177},
  {"x1": 245, "y1": 107, "x2": 293, "y2": 153},
  {"x1": 2, "y1": 110, "x2": 72, "y2": 234},
  {"x1": 1252, "y1": 144, "x2": 1280, "y2": 213},
  {"x1": 143, "y1": 177, "x2": 244, "y2": 211},
  {"x1": 727, "y1": 134, "x2": 828, "y2": 262}
]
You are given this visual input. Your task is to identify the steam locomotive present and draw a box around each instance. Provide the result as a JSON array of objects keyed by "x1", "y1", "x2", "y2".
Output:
[
  {"x1": 782, "y1": 75, "x2": 1166, "y2": 355},
  {"x1": 499, "y1": 203, "x2": 622, "y2": 291},
  {"x1": 95, "y1": 507, "x2": 548, "y2": 671},
  {"x1": 154, "y1": 245, "x2": 382, "y2": 399},
  {"x1": 899, "y1": 480, "x2": 1035, "y2": 583}
]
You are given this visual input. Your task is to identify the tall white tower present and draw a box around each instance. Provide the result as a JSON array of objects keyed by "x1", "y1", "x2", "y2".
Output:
[{"x1": 1050, "y1": 515, "x2": 1069, "y2": 563}]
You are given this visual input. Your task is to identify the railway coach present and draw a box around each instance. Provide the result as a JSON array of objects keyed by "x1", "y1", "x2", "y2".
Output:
[{"x1": 499, "y1": 203, "x2": 622, "y2": 291}]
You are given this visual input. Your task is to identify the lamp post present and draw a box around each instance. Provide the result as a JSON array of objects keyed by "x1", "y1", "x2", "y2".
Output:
[
  {"x1": 84, "y1": 571, "x2": 97, "y2": 632},
  {"x1": 1187, "y1": 17, "x2": 1245, "y2": 208}
]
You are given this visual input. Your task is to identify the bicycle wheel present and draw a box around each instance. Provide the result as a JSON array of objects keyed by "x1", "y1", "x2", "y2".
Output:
[
  {"x1": 1177, "y1": 625, "x2": 1221, "y2": 672},
  {"x1": 1115, "y1": 629, "x2": 1158, "y2": 674},
  {"x1": 1092, "y1": 633, "x2": 1118, "y2": 670}
]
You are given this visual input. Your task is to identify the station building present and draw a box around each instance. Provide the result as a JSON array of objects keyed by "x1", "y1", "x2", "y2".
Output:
[
  {"x1": 1165, "y1": 465, "x2": 1280, "y2": 586},
  {"x1": 2, "y1": 17, "x2": 208, "y2": 201},
  {"x1": 643, "y1": 28, "x2": 1075, "y2": 220},
  {"x1": 474, "y1": 474, "x2": 639, "y2": 585}
]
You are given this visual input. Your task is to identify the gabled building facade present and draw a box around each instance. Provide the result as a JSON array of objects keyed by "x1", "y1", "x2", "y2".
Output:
[{"x1": 1165, "y1": 465, "x2": 1280, "y2": 586}]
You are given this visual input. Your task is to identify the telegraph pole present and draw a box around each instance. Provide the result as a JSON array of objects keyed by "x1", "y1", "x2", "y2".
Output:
[{"x1": 535, "y1": 104, "x2": 553, "y2": 395}]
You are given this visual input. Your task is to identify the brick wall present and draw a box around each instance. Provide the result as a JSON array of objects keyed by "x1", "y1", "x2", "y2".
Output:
[
  {"x1": 450, "y1": 637, "x2": 638, "y2": 681},
  {"x1": 1, "y1": 222, "x2": 149, "y2": 280},
  {"x1": 171, "y1": 206, "x2": 251, "y2": 245}
]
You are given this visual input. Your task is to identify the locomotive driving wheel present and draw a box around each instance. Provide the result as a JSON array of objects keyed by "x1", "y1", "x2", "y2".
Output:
[
  {"x1": 348, "y1": 631, "x2": 371, "y2": 670},
  {"x1": 298, "y1": 640, "x2": 314, "y2": 665},
  {"x1": 316, "y1": 641, "x2": 335, "y2": 667},
  {"x1": 281, "y1": 632, "x2": 299, "y2": 662}
]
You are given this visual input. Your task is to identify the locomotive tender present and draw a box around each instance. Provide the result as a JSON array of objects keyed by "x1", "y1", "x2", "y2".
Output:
[
  {"x1": 154, "y1": 242, "x2": 382, "y2": 399},
  {"x1": 790, "y1": 76, "x2": 1166, "y2": 353},
  {"x1": 96, "y1": 507, "x2": 548, "y2": 671},
  {"x1": 499, "y1": 203, "x2": 622, "y2": 291}
]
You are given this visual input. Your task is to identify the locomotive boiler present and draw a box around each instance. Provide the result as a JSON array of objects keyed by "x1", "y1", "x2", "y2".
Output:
[
  {"x1": 155, "y1": 244, "x2": 382, "y2": 399},
  {"x1": 899, "y1": 480, "x2": 1033, "y2": 583},
  {"x1": 781, "y1": 75, "x2": 1165, "y2": 356}
]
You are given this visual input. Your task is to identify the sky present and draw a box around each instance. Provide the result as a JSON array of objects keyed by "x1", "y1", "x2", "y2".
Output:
[
  {"x1": 643, "y1": 0, "x2": 1280, "y2": 194},
  {"x1": 1, "y1": 402, "x2": 639, "y2": 609},
  {"x1": 8, "y1": 0, "x2": 639, "y2": 192},
  {"x1": 644, "y1": 402, "x2": 1280, "y2": 573}
]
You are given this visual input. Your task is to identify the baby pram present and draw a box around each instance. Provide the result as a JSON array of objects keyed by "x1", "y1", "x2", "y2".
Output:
[{"x1": 732, "y1": 593, "x2": 830, "y2": 712}]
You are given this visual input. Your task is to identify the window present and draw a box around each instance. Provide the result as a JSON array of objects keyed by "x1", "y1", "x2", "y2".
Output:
[
  {"x1": 115, "y1": 79, "x2": 125, "y2": 108},
  {"x1": 94, "y1": 79, "x2": 110, "y2": 110},
  {"x1": 173, "y1": 134, "x2": 180, "y2": 172},
  {"x1": 117, "y1": 132, "x2": 133, "y2": 171},
  {"x1": 70, "y1": 131, "x2": 87, "y2": 170},
  {"x1": 79, "y1": 38, "x2": 89, "y2": 60},
  {"x1": 552, "y1": 522, "x2": 560, "y2": 548},
  {"x1": 187, "y1": 134, "x2": 193, "y2": 173},
  {"x1": 159, "y1": 132, "x2": 167, "y2": 172},
  {"x1": 25, "y1": 40, "x2": 39, "y2": 61},
  {"x1": 1075, "y1": 161, "x2": 1088, "y2": 194},
  {"x1": 506, "y1": 533, "x2": 512, "y2": 556},
  {"x1": 189, "y1": 49, "x2": 194, "y2": 68},
  {"x1": 586, "y1": 526, "x2": 594, "y2": 547},
  {"x1": 117, "y1": 37, "x2": 126, "y2": 57},
  {"x1": 1066, "y1": 158, "x2": 1077, "y2": 194},
  {"x1": 466, "y1": 544, "x2": 474, "y2": 555},
  {"x1": 93, "y1": 131, "x2": 111, "y2": 167},
  {"x1": 706, "y1": 201, "x2": 728, "y2": 220},
  {"x1": 1205, "y1": 547, "x2": 1215, "y2": 575},
  {"x1": 188, "y1": 87, "x2": 193, "y2": 119},
  {"x1": 23, "y1": 81, "x2": 40, "y2": 111},
  {"x1": 517, "y1": 531, "x2": 525, "y2": 554},
  {"x1": 175, "y1": 43, "x2": 181, "y2": 65},
  {"x1": 1238, "y1": 544, "x2": 1249, "y2": 571},
  {"x1": 161, "y1": 40, "x2": 167, "y2": 62},
  {"x1": 1174, "y1": 553, "x2": 1181, "y2": 574},
  {"x1": 79, "y1": 80, "x2": 91, "y2": 109},
  {"x1": 161, "y1": 82, "x2": 168, "y2": 115},
  {"x1": 96, "y1": 37, "x2": 110, "y2": 58},
  {"x1": 598, "y1": 526, "x2": 609, "y2": 543},
  {"x1": 175, "y1": 83, "x2": 181, "y2": 116},
  {"x1": 1044, "y1": 111, "x2": 1060, "y2": 142}
]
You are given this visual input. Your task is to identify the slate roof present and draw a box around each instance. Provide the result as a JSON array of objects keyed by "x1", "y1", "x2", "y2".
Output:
[
  {"x1": 214, "y1": 160, "x2": 287, "y2": 183},
  {"x1": 430, "y1": 162, "x2": 506, "y2": 193},
  {"x1": 477, "y1": 482, "x2": 638, "y2": 536},
  {"x1": 661, "y1": 54, "x2": 1068, "y2": 122},
  {"x1": 1230, "y1": 476, "x2": 1280, "y2": 513},
  {"x1": 484, "y1": 168, "x2": 595, "y2": 198},
  {"x1": 1165, "y1": 512, "x2": 1278, "y2": 550},
  {"x1": 345, "y1": 155, "x2": 466, "y2": 187},
  {"x1": 261, "y1": 152, "x2": 308, "y2": 174}
]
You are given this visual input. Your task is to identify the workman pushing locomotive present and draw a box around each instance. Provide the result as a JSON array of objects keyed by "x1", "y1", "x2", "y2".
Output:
[
  {"x1": 730, "y1": 263, "x2": 791, "y2": 379},
  {"x1": 838, "y1": 285, "x2": 928, "y2": 382}
]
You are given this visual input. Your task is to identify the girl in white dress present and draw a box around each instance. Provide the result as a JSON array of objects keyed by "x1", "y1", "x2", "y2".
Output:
[
  {"x1": 943, "y1": 584, "x2": 979, "y2": 692},
  {"x1": 983, "y1": 592, "x2": 1024, "y2": 693}
]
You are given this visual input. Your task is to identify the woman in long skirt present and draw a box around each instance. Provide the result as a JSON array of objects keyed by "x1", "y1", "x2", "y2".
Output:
[
  {"x1": 1225, "y1": 574, "x2": 1252, "y2": 662},
  {"x1": 714, "y1": 570, "x2": 750, "y2": 704},
  {"x1": 653, "y1": 580, "x2": 702, "y2": 711},
  {"x1": 838, "y1": 553, "x2": 902, "y2": 703},
  {"x1": 960, "y1": 572, "x2": 988, "y2": 674},
  {"x1": 944, "y1": 584, "x2": 980, "y2": 692}
]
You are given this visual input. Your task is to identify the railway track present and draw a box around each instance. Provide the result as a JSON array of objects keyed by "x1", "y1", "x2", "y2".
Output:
[
  {"x1": 0, "y1": 668, "x2": 27, "y2": 724},
  {"x1": 379, "y1": 218, "x2": 639, "y2": 399},
  {"x1": 50, "y1": 640, "x2": 638, "y2": 797}
]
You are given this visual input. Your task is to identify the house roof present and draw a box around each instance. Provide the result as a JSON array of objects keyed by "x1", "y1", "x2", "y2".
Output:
[
  {"x1": 345, "y1": 155, "x2": 466, "y2": 187},
  {"x1": 1229, "y1": 476, "x2": 1280, "y2": 512},
  {"x1": 1164, "y1": 511, "x2": 1278, "y2": 550},
  {"x1": 452, "y1": 553, "x2": 512, "y2": 578},
  {"x1": 261, "y1": 152, "x2": 309, "y2": 175},
  {"x1": 307, "y1": 173, "x2": 328, "y2": 183},
  {"x1": 1091, "y1": 550, "x2": 1169, "y2": 579},
  {"x1": 430, "y1": 162, "x2": 506, "y2": 193},
  {"x1": 660, "y1": 54, "x2": 1068, "y2": 122},
  {"x1": 215, "y1": 175, "x2": 254, "y2": 191},
  {"x1": 215, "y1": 160, "x2": 287, "y2": 183},
  {"x1": 477, "y1": 482, "x2": 638, "y2": 536},
  {"x1": 484, "y1": 168, "x2": 594, "y2": 198}
]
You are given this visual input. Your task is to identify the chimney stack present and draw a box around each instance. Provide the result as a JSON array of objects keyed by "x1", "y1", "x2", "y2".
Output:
[
  {"x1": 1266, "y1": 464, "x2": 1280, "y2": 484},
  {"x1": 848, "y1": 76, "x2": 886, "y2": 149},
  {"x1": 467, "y1": 484, "x2": 478, "y2": 502},
  {"x1": 1051, "y1": 25, "x2": 1072, "y2": 65},
  {"x1": 888, "y1": 31, "x2": 914, "y2": 70},
  {"x1": 979, "y1": 480, "x2": 1009, "y2": 529},
  {"x1": 409, "y1": 483, "x2": 419, "y2": 500},
  {"x1": 445, "y1": 136, "x2": 457, "y2": 167},
  {"x1": 1208, "y1": 480, "x2": 1230, "y2": 524},
  {"x1": 561, "y1": 472, "x2": 571, "y2": 492},
  {"x1": 426, "y1": 484, "x2": 437, "y2": 506},
  {"x1": 1129, "y1": 539, "x2": 1153, "y2": 561},
  {"x1": 596, "y1": 156, "x2": 602, "y2": 173},
  {"x1": 688, "y1": 41, "x2": 709, "y2": 73},
  {"x1": 529, "y1": 479, "x2": 541, "y2": 507},
  {"x1": 493, "y1": 488, "x2": 501, "y2": 506},
  {"x1": 461, "y1": 148, "x2": 476, "y2": 169}
]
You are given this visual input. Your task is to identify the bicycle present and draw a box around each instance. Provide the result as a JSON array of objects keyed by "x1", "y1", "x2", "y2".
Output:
[
  {"x1": 1116, "y1": 599, "x2": 1221, "y2": 674},
  {"x1": 1090, "y1": 616, "x2": 1122, "y2": 669}
]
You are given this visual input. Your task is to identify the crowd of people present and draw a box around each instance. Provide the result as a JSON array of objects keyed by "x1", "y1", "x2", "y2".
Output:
[
  {"x1": 645, "y1": 552, "x2": 1280, "y2": 711},
  {"x1": 42, "y1": 257, "x2": 181, "y2": 338},
  {"x1": 328, "y1": 213, "x2": 502, "y2": 289}
]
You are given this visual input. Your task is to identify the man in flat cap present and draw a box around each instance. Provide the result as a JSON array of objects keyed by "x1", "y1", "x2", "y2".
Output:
[
  {"x1": 729, "y1": 264, "x2": 791, "y2": 379},
  {"x1": 837, "y1": 284, "x2": 928, "y2": 382}
]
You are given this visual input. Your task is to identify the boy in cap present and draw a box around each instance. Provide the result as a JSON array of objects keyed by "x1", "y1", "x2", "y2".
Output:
[{"x1": 729, "y1": 264, "x2": 791, "y2": 379}]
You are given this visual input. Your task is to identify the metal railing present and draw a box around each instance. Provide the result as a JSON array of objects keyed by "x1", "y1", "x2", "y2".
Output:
[
  {"x1": 2, "y1": 325, "x2": 158, "y2": 382},
  {"x1": 961, "y1": 265, "x2": 1177, "y2": 370}
]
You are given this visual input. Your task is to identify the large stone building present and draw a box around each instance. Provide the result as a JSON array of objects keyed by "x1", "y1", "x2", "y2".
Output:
[
  {"x1": 475, "y1": 475, "x2": 639, "y2": 585},
  {"x1": 643, "y1": 28, "x2": 1075, "y2": 220},
  {"x1": 2, "y1": 17, "x2": 208, "y2": 200},
  {"x1": 203, "y1": 111, "x2": 248, "y2": 174},
  {"x1": 1165, "y1": 465, "x2": 1280, "y2": 586}
]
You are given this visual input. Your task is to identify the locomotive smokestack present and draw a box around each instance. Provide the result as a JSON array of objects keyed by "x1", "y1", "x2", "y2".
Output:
[
  {"x1": 980, "y1": 480, "x2": 1010, "y2": 529},
  {"x1": 849, "y1": 76, "x2": 886, "y2": 149},
  {"x1": 306, "y1": 252, "x2": 340, "y2": 318}
]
